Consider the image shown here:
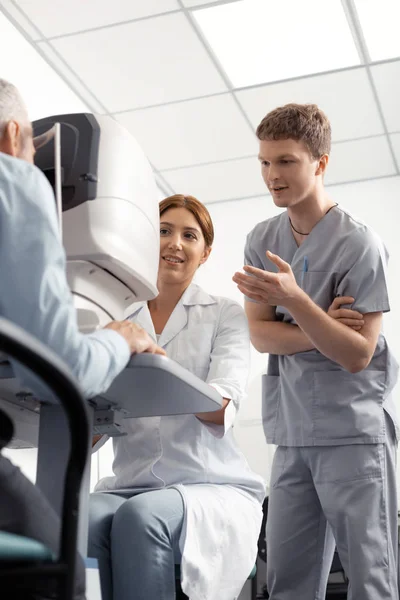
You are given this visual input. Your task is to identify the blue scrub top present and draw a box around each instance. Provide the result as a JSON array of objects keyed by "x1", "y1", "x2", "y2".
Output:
[{"x1": 245, "y1": 205, "x2": 399, "y2": 446}]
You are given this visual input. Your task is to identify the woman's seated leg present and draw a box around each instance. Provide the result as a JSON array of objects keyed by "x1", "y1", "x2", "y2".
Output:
[
  {"x1": 111, "y1": 488, "x2": 184, "y2": 600},
  {"x1": 88, "y1": 492, "x2": 127, "y2": 600}
]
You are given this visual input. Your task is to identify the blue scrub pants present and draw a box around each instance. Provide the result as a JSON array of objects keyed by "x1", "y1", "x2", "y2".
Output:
[
  {"x1": 266, "y1": 411, "x2": 398, "y2": 600},
  {"x1": 88, "y1": 488, "x2": 184, "y2": 600}
]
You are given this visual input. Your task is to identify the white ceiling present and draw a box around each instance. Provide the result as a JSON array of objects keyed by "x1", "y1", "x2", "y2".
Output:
[
  {"x1": 193, "y1": 0, "x2": 361, "y2": 87},
  {"x1": 0, "y1": 0, "x2": 399, "y2": 204}
]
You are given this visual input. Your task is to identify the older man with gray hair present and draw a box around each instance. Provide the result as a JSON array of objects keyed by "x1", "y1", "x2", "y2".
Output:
[
  {"x1": 0, "y1": 79, "x2": 35, "y2": 162},
  {"x1": 0, "y1": 79, "x2": 164, "y2": 598}
]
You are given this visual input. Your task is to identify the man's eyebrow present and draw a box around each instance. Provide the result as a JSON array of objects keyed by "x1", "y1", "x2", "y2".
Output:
[{"x1": 258, "y1": 154, "x2": 297, "y2": 160}]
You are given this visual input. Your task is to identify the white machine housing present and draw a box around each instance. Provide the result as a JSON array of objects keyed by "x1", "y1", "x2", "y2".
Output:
[
  {"x1": 61, "y1": 115, "x2": 160, "y2": 330},
  {"x1": 1, "y1": 114, "x2": 163, "y2": 447},
  {"x1": 0, "y1": 115, "x2": 222, "y2": 449}
]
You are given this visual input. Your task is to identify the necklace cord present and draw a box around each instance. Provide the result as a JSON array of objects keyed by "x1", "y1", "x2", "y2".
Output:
[{"x1": 289, "y1": 203, "x2": 338, "y2": 236}]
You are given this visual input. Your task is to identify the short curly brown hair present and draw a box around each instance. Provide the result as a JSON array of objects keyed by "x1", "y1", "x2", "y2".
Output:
[{"x1": 256, "y1": 103, "x2": 331, "y2": 159}]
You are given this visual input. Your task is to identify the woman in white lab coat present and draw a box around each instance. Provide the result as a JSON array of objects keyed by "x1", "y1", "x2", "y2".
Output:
[{"x1": 88, "y1": 195, "x2": 266, "y2": 600}]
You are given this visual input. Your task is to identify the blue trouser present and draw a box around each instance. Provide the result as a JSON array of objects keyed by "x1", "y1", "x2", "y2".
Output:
[
  {"x1": 88, "y1": 488, "x2": 184, "y2": 600},
  {"x1": 266, "y1": 412, "x2": 398, "y2": 600}
]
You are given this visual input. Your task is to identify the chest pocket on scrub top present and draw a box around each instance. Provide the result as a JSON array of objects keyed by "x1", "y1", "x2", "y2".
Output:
[{"x1": 300, "y1": 271, "x2": 336, "y2": 312}]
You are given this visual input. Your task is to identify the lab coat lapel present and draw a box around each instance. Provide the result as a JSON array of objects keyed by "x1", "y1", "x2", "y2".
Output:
[
  {"x1": 126, "y1": 284, "x2": 215, "y2": 348},
  {"x1": 158, "y1": 301, "x2": 188, "y2": 348},
  {"x1": 159, "y1": 283, "x2": 216, "y2": 347},
  {"x1": 126, "y1": 302, "x2": 157, "y2": 343}
]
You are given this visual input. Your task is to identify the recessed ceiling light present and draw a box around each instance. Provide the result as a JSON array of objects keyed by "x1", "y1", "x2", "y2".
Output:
[
  {"x1": 354, "y1": 0, "x2": 400, "y2": 61},
  {"x1": 193, "y1": 0, "x2": 360, "y2": 88}
]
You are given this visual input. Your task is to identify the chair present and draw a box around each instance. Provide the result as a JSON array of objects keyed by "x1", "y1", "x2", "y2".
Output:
[{"x1": 0, "y1": 316, "x2": 90, "y2": 600}]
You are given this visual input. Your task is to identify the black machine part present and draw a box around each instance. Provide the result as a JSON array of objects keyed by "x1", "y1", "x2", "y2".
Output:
[{"x1": 32, "y1": 113, "x2": 100, "y2": 213}]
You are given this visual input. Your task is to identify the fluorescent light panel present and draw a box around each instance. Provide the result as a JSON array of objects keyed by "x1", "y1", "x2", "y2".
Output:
[
  {"x1": 193, "y1": 0, "x2": 361, "y2": 87},
  {"x1": 354, "y1": 0, "x2": 400, "y2": 61}
]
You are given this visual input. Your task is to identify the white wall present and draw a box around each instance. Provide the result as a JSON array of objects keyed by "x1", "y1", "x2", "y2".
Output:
[{"x1": 6, "y1": 175, "x2": 400, "y2": 496}]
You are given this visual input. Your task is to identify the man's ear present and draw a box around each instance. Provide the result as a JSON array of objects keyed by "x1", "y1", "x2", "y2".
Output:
[
  {"x1": 315, "y1": 153, "x2": 329, "y2": 177},
  {"x1": 0, "y1": 121, "x2": 21, "y2": 157}
]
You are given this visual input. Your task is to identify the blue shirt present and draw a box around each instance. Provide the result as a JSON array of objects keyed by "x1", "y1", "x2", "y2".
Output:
[{"x1": 0, "y1": 152, "x2": 130, "y2": 399}]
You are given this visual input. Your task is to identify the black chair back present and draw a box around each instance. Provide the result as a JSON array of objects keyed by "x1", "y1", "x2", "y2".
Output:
[{"x1": 0, "y1": 317, "x2": 90, "y2": 600}]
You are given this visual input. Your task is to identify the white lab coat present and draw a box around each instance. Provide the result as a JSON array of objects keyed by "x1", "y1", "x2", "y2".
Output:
[{"x1": 95, "y1": 283, "x2": 265, "y2": 600}]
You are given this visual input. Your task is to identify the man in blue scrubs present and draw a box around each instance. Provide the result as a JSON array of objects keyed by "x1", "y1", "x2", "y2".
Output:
[
  {"x1": 234, "y1": 103, "x2": 398, "y2": 599},
  {"x1": 0, "y1": 78, "x2": 163, "y2": 599}
]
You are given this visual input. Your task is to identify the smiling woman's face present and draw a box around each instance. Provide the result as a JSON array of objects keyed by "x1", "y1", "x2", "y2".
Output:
[{"x1": 158, "y1": 207, "x2": 211, "y2": 285}]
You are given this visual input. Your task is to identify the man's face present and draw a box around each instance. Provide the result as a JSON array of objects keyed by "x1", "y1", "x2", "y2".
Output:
[{"x1": 258, "y1": 137, "x2": 326, "y2": 209}]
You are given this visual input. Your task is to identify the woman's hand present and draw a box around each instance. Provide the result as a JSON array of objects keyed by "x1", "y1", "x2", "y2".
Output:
[{"x1": 328, "y1": 297, "x2": 364, "y2": 331}]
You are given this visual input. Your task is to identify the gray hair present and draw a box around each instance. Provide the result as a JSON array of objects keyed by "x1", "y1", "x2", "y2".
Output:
[{"x1": 0, "y1": 79, "x2": 29, "y2": 137}]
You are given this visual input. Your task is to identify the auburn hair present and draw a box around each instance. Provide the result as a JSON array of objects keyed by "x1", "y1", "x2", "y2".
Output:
[{"x1": 159, "y1": 195, "x2": 214, "y2": 247}]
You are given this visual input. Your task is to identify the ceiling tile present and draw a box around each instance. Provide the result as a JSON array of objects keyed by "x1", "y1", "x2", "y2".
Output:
[
  {"x1": 236, "y1": 68, "x2": 384, "y2": 142},
  {"x1": 194, "y1": 0, "x2": 360, "y2": 87},
  {"x1": 0, "y1": 12, "x2": 89, "y2": 122},
  {"x1": 182, "y1": 0, "x2": 226, "y2": 5},
  {"x1": 325, "y1": 136, "x2": 396, "y2": 185},
  {"x1": 14, "y1": 0, "x2": 180, "y2": 38},
  {"x1": 0, "y1": 0, "x2": 43, "y2": 40},
  {"x1": 115, "y1": 95, "x2": 257, "y2": 170},
  {"x1": 156, "y1": 186, "x2": 168, "y2": 201},
  {"x1": 49, "y1": 12, "x2": 228, "y2": 112},
  {"x1": 371, "y1": 61, "x2": 400, "y2": 133},
  {"x1": 390, "y1": 134, "x2": 400, "y2": 170},
  {"x1": 354, "y1": 0, "x2": 400, "y2": 62},
  {"x1": 37, "y1": 42, "x2": 107, "y2": 113},
  {"x1": 161, "y1": 157, "x2": 266, "y2": 203}
]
